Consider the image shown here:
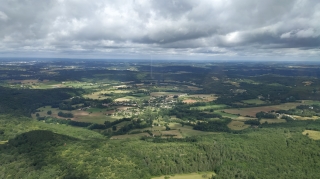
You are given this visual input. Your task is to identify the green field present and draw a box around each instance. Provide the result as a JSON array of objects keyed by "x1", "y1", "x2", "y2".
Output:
[{"x1": 191, "y1": 104, "x2": 228, "y2": 110}]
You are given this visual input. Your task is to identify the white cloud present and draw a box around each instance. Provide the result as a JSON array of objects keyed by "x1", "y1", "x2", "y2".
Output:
[{"x1": 0, "y1": 0, "x2": 319, "y2": 59}]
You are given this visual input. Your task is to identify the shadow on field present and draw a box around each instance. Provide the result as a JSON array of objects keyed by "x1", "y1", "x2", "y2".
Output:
[{"x1": 1, "y1": 130, "x2": 89, "y2": 179}]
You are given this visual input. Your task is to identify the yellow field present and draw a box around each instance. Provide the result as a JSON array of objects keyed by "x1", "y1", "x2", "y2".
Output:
[
  {"x1": 302, "y1": 130, "x2": 320, "y2": 140},
  {"x1": 0, "y1": 140, "x2": 8, "y2": 144},
  {"x1": 227, "y1": 120, "x2": 250, "y2": 130},
  {"x1": 152, "y1": 172, "x2": 215, "y2": 179}
]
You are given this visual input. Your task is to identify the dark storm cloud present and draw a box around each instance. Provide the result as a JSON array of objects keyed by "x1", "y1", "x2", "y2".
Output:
[{"x1": 0, "y1": 0, "x2": 319, "y2": 59}]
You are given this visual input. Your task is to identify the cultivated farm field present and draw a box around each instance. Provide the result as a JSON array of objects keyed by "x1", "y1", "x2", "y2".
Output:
[{"x1": 224, "y1": 103, "x2": 301, "y2": 117}]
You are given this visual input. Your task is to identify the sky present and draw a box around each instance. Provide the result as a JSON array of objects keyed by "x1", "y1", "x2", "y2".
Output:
[{"x1": 0, "y1": 0, "x2": 319, "y2": 60}]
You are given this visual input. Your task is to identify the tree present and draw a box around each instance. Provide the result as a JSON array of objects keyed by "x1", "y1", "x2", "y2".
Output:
[
  {"x1": 36, "y1": 113, "x2": 40, "y2": 117},
  {"x1": 47, "y1": 110, "x2": 52, "y2": 115},
  {"x1": 112, "y1": 125, "x2": 117, "y2": 131}
]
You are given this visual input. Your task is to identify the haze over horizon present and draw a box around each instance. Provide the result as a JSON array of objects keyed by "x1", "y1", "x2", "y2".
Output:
[{"x1": 0, "y1": 0, "x2": 319, "y2": 60}]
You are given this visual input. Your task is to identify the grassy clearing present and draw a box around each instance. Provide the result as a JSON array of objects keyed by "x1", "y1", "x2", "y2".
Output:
[
  {"x1": 191, "y1": 104, "x2": 228, "y2": 110},
  {"x1": 260, "y1": 118, "x2": 286, "y2": 124},
  {"x1": 152, "y1": 172, "x2": 215, "y2": 179},
  {"x1": 242, "y1": 99, "x2": 267, "y2": 105},
  {"x1": 302, "y1": 130, "x2": 320, "y2": 140},
  {"x1": 227, "y1": 120, "x2": 250, "y2": 130}
]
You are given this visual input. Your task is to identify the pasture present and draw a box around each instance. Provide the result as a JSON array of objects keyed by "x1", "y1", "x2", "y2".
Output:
[
  {"x1": 152, "y1": 172, "x2": 215, "y2": 179},
  {"x1": 302, "y1": 130, "x2": 320, "y2": 140}
]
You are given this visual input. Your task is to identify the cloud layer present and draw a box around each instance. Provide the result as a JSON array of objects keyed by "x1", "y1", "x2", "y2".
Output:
[{"x1": 0, "y1": 0, "x2": 319, "y2": 60}]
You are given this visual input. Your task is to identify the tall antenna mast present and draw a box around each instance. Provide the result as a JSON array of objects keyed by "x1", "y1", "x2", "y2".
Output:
[{"x1": 150, "y1": 55, "x2": 153, "y2": 79}]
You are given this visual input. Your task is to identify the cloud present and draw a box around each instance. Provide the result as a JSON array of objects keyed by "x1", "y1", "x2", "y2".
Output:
[
  {"x1": 0, "y1": 0, "x2": 319, "y2": 59},
  {"x1": 0, "y1": 11, "x2": 8, "y2": 21}
]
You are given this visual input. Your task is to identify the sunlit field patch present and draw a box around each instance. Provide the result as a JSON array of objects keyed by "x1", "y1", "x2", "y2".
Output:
[
  {"x1": 152, "y1": 172, "x2": 216, "y2": 179},
  {"x1": 302, "y1": 130, "x2": 320, "y2": 140}
]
